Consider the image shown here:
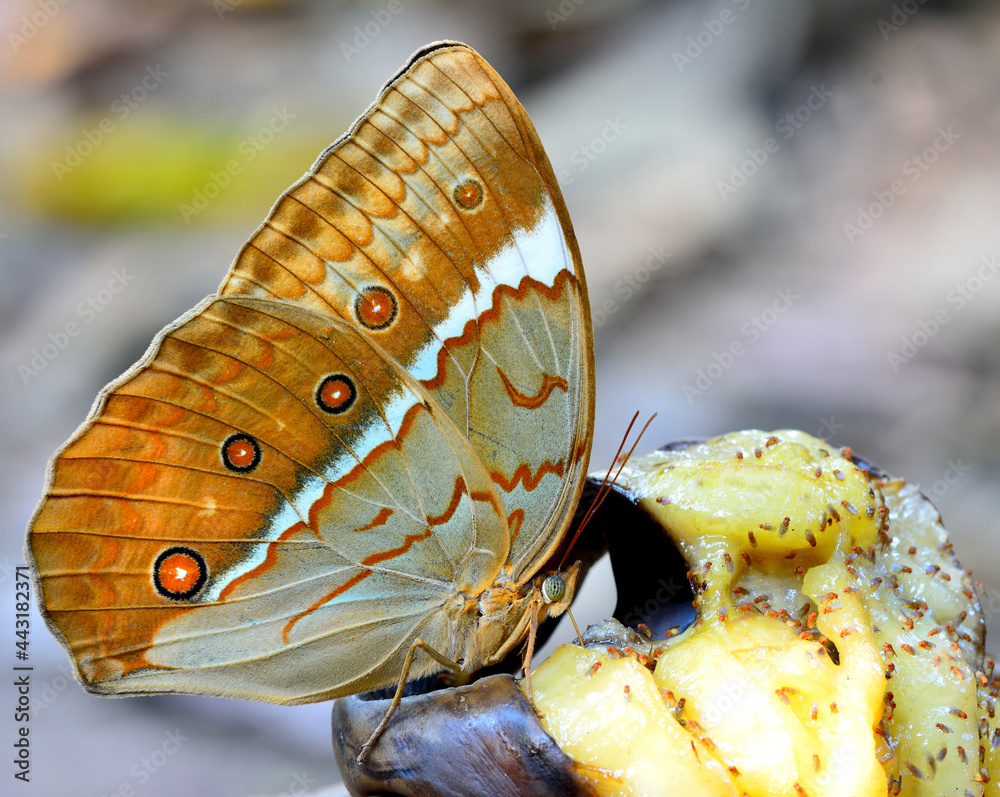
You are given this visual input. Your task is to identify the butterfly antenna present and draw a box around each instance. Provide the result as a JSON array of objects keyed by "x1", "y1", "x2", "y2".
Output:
[
  {"x1": 558, "y1": 411, "x2": 643, "y2": 570},
  {"x1": 558, "y1": 411, "x2": 657, "y2": 571}
]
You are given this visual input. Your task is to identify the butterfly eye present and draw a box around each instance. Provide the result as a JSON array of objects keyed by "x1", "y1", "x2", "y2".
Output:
[
  {"x1": 153, "y1": 547, "x2": 207, "y2": 601},
  {"x1": 316, "y1": 374, "x2": 357, "y2": 414},
  {"x1": 542, "y1": 574, "x2": 566, "y2": 604},
  {"x1": 222, "y1": 433, "x2": 261, "y2": 473},
  {"x1": 355, "y1": 286, "x2": 398, "y2": 330},
  {"x1": 453, "y1": 179, "x2": 483, "y2": 210}
]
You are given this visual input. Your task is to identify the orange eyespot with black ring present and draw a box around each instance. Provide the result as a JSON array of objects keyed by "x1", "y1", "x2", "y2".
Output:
[
  {"x1": 355, "y1": 286, "x2": 398, "y2": 330},
  {"x1": 153, "y1": 547, "x2": 207, "y2": 601},
  {"x1": 316, "y1": 374, "x2": 357, "y2": 415},
  {"x1": 222, "y1": 433, "x2": 261, "y2": 473}
]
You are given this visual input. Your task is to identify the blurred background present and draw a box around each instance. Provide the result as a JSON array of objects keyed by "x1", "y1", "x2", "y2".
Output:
[{"x1": 2, "y1": 0, "x2": 1000, "y2": 794}]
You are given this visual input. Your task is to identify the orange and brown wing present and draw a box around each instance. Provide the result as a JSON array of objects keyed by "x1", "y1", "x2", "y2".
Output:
[
  {"x1": 27, "y1": 41, "x2": 594, "y2": 704},
  {"x1": 220, "y1": 42, "x2": 594, "y2": 585},
  {"x1": 28, "y1": 298, "x2": 508, "y2": 702}
]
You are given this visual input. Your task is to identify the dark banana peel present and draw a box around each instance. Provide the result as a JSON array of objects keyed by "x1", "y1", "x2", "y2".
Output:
[{"x1": 333, "y1": 674, "x2": 599, "y2": 797}]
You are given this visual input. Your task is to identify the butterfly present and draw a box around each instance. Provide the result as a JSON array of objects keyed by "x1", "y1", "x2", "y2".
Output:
[{"x1": 26, "y1": 41, "x2": 594, "y2": 757}]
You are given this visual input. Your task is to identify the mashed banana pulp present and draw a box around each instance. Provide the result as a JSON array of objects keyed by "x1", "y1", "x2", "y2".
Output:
[{"x1": 527, "y1": 431, "x2": 997, "y2": 797}]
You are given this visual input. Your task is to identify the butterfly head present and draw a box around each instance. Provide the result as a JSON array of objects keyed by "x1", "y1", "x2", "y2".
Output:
[{"x1": 534, "y1": 560, "x2": 581, "y2": 621}]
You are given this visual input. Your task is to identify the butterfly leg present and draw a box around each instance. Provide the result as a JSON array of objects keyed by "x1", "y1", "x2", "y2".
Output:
[
  {"x1": 521, "y1": 599, "x2": 542, "y2": 702},
  {"x1": 357, "y1": 637, "x2": 461, "y2": 763}
]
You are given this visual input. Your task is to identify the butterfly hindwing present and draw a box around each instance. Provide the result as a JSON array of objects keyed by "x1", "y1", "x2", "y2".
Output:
[{"x1": 30, "y1": 297, "x2": 508, "y2": 701}]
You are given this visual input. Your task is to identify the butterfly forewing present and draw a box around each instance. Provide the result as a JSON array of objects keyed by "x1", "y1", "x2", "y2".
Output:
[
  {"x1": 222, "y1": 43, "x2": 593, "y2": 584},
  {"x1": 28, "y1": 41, "x2": 593, "y2": 703}
]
